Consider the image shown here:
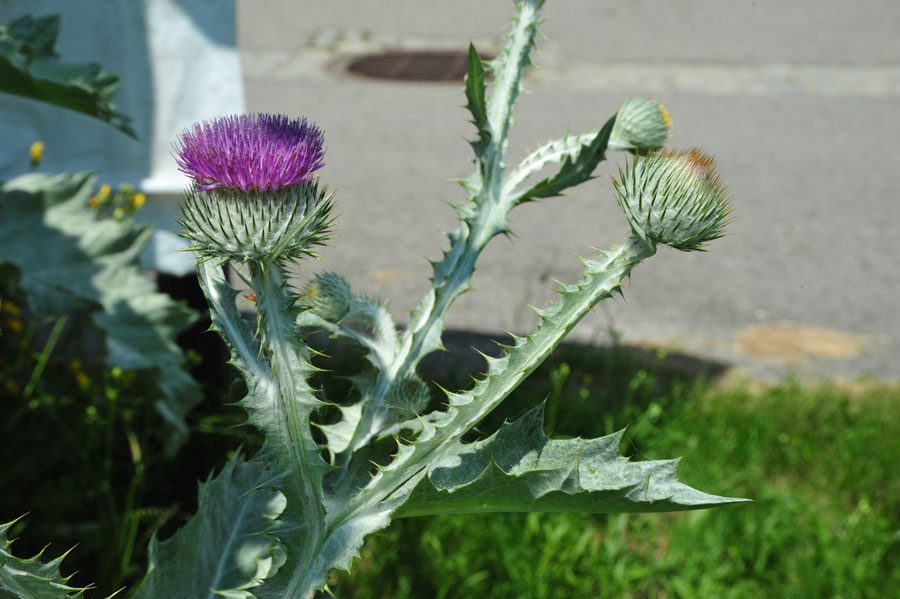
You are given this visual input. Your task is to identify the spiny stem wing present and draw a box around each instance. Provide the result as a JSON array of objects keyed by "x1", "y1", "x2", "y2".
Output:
[
  {"x1": 399, "y1": 0, "x2": 547, "y2": 379},
  {"x1": 485, "y1": 0, "x2": 545, "y2": 150},
  {"x1": 197, "y1": 261, "x2": 331, "y2": 599},
  {"x1": 246, "y1": 266, "x2": 335, "y2": 598}
]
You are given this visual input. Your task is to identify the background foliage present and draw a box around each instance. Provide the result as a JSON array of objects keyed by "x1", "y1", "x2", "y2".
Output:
[{"x1": 0, "y1": 13, "x2": 135, "y2": 136}]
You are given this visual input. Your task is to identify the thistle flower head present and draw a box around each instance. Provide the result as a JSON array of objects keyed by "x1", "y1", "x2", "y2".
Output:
[
  {"x1": 175, "y1": 113, "x2": 333, "y2": 264},
  {"x1": 612, "y1": 148, "x2": 731, "y2": 251},
  {"x1": 609, "y1": 97, "x2": 671, "y2": 155},
  {"x1": 174, "y1": 113, "x2": 326, "y2": 191}
]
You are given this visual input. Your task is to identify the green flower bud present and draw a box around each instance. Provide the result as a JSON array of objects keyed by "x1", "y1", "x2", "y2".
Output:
[
  {"x1": 303, "y1": 272, "x2": 353, "y2": 321},
  {"x1": 609, "y1": 97, "x2": 671, "y2": 155},
  {"x1": 386, "y1": 376, "x2": 431, "y2": 416},
  {"x1": 612, "y1": 149, "x2": 731, "y2": 251},
  {"x1": 178, "y1": 180, "x2": 333, "y2": 263}
]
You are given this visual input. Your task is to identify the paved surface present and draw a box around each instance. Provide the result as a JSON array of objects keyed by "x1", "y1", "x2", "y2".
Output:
[{"x1": 235, "y1": 0, "x2": 900, "y2": 381}]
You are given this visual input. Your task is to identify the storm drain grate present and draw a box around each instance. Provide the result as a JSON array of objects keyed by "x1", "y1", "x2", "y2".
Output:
[{"x1": 344, "y1": 49, "x2": 495, "y2": 82}]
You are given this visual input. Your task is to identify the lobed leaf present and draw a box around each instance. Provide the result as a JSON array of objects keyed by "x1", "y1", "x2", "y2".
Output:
[
  {"x1": 357, "y1": 240, "x2": 657, "y2": 514},
  {"x1": 396, "y1": 405, "x2": 746, "y2": 517}
]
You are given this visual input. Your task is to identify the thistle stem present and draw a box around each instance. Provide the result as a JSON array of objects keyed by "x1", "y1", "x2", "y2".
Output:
[{"x1": 352, "y1": 237, "x2": 657, "y2": 512}]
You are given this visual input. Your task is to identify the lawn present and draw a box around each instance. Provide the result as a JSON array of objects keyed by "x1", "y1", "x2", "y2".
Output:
[{"x1": 335, "y1": 344, "x2": 900, "y2": 599}]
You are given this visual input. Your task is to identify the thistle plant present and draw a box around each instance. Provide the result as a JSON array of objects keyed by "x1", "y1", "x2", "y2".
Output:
[{"x1": 128, "y1": 1, "x2": 740, "y2": 597}]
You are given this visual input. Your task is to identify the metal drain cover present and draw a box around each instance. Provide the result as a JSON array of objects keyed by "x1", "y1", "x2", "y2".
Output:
[{"x1": 344, "y1": 49, "x2": 494, "y2": 82}]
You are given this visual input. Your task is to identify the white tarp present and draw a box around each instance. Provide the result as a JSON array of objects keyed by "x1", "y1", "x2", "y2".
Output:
[{"x1": 0, "y1": 0, "x2": 245, "y2": 274}]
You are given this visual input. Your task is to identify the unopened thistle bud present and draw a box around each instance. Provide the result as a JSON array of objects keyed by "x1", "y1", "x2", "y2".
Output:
[
  {"x1": 387, "y1": 375, "x2": 431, "y2": 416},
  {"x1": 174, "y1": 113, "x2": 332, "y2": 263},
  {"x1": 612, "y1": 149, "x2": 731, "y2": 251},
  {"x1": 609, "y1": 97, "x2": 671, "y2": 155},
  {"x1": 304, "y1": 272, "x2": 353, "y2": 321}
]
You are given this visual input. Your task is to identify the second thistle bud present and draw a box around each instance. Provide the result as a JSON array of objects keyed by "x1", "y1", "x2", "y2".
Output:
[
  {"x1": 303, "y1": 272, "x2": 353, "y2": 321},
  {"x1": 609, "y1": 97, "x2": 671, "y2": 155},
  {"x1": 612, "y1": 149, "x2": 731, "y2": 251}
]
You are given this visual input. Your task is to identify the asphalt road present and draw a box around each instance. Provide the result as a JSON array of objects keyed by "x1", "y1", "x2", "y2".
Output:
[{"x1": 236, "y1": 0, "x2": 900, "y2": 381}]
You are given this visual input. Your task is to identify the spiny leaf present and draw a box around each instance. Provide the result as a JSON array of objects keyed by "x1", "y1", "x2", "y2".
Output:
[
  {"x1": 0, "y1": 14, "x2": 135, "y2": 137},
  {"x1": 132, "y1": 454, "x2": 285, "y2": 599},
  {"x1": 508, "y1": 115, "x2": 616, "y2": 204},
  {"x1": 464, "y1": 42, "x2": 491, "y2": 157},
  {"x1": 297, "y1": 279, "x2": 399, "y2": 375},
  {"x1": 0, "y1": 518, "x2": 87, "y2": 599},
  {"x1": 397, "y1": 0, "x2": 546, "y2": 388},
  {"x1": 395, "y1": 405, "x2": 746, "y2": 517}
]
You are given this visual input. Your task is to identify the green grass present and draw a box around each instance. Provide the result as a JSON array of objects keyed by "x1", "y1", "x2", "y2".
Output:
[{"x1": 334, "y1": 345, "x2": 900, "y2": 599}]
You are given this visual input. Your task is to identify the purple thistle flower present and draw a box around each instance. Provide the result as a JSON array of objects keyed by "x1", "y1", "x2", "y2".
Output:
[{"x1": 174, "y1": 113, "x2": 326, "y2": 192}]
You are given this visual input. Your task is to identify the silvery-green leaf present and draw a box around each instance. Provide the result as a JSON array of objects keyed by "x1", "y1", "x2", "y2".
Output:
[
  {"x1": 396, "y1": 405, "x2": 746, "y2": 517},
  {"x1": 132, "y1": 454, "x2": 285, "y2": 599}
]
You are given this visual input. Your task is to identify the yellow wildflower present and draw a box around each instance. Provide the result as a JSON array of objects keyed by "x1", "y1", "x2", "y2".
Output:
[
  {"x1": 75, "y1": 371, "x2": 91, "y2": 388},
  {"x1": 1, "y1": 301, "x2": 21, "y2": 315},
  {"x1": 29, "y1": 141, "x2": 44, "y2": 166}
]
